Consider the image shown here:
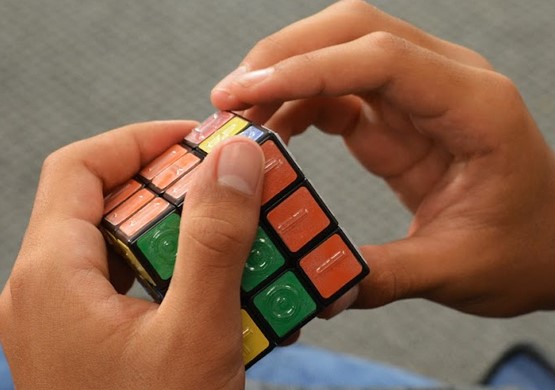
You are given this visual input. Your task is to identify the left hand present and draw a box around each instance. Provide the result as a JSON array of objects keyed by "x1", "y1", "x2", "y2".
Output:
[{"x1": 0, "y1": 120, "x2": 265, "y2": 388}]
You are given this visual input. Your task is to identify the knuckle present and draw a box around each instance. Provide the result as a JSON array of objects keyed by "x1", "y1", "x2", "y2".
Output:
[
  {"x1": 487, "y1": 73, "x2": 526, "y2": 120},
  {"x1": 466, "y1": 50, "x2": 494, "y2": 70},
  {"x1": 41, "y1": 144, "x2": 76, "y2": 175},
  {"x1": 41, "y1": 149, "x2": 64, "y2": 175},
  {"x1": 378, "y1": 264, "x2": 409, "y2": 304},
  {"x1": 366, "y1": 31, "x2": 405, "y2": 52},
  {"x1": 363, "y1": 31, "x2": 412, "y2": 70},
  {"x1": 375, "y1": 246, "x2": 415, "y2": 302},
  {"x1": 6, "y1": 266, "x2": 31, "y2": 311},
  {"x1": 250, "y1": 34, "x2": 289, "y2": 60},
  {"x1": 338, "y1": 0, "x2": 372, "y2": 12},
  {"x1": 332, "y1": 0, "x2": 383, "y2": 31},
  {"x1": 492, "y1": 73, "x2": 520, "y2": 100},
  {"x1": 490, "y1": 73, "x2": 530, "y2": 133},
  {"x1": 447, "y1": 42, "x2": 495, "y2": 71},
  {"x1": 357, "y1": 246, "x2": 415, "y2": 308}
]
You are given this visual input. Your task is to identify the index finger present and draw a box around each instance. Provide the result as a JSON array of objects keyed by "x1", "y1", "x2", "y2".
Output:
[
  {"x1": 211, "y1": 1, "x2": 491, "y2": 122},
  {"x1": 238, "y1": 0, "x2": 489, "y2": 71},
  {"x1": 213, "y1": 33, "x2": 527, "y2": 157},
  {"x1": 32, "y1": 120, "x2": 197, "y2": 225}
]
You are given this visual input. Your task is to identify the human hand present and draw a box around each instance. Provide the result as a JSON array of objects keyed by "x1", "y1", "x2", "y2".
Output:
[
  {"x1": 0, "y1": 121, "x2": 264, "y2": 388},
  {"x1": 211, "y1": 0, "x2": 555, "y2": 317}
]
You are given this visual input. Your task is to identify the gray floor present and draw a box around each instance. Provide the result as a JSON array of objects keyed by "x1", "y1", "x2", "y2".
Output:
[{"x1": 1, "y1": 0, "x2": 554, "y2": 385}]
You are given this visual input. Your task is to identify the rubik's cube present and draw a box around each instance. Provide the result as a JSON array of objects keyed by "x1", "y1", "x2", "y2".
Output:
[{"x1": 101, "y1": 111, "x2": 369, "y2": 368}]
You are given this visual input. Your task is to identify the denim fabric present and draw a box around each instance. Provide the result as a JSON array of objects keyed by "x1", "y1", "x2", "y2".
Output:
[
  {"x1": 0, "y1": 345, "x2": 13, "y2": 390},
  {"x1": 247, "y1": 343, "x2": 440, "y2": 389},
  {"x1": 486, "y1": 353, "x2": 555, "y2": 390}
]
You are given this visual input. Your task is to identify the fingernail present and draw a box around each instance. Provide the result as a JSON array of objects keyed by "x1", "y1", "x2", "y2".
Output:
[
  {"x1": 212, "y1": 65, "x2": 249, "y2": 93},
  {"x1": 217, "y1": 140, "x2": 263, "y2": 196},
  {"x1": 234, "y1": 67, "x2": 274, "y2": 88}
]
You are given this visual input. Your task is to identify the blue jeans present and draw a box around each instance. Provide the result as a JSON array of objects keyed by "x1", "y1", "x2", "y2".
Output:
[
  {"x1": 0, "y1": 345, "x2": 13, "y2": 390},
  {"x1": 246, "y1": 344, "x2": 439, "y2": 389}
]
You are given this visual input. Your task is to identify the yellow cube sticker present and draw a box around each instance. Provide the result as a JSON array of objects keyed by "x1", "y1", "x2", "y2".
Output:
[
  {"x1": 103, "y1": 229, "x2": 157, "y2": 286},
  {"x1": 241, "y1": 309, "x2": 269, "y2": 365},
  {"x1": 199, "y1": 117, "x2": 248, "y2": 153}
]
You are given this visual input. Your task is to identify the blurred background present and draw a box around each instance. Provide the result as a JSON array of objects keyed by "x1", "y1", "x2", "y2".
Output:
[{"x1": 1, "y1": 0, "x2": 554, "y2": 385}]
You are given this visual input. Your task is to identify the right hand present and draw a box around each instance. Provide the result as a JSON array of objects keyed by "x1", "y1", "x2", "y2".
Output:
[{"x1": 210, "y1": 0, "x2": 555, "y2": 317}]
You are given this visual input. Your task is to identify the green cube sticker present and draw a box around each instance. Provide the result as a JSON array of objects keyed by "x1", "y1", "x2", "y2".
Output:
[
  {"x1": 242, "y1": 227, "x2": 285, "y2": 292},
  {"x1": 137, "y1": 213, "x2": 180, "y2": 280},
  {"x1": 253, "y1": 271, "x2": 316, "y2": 338}
]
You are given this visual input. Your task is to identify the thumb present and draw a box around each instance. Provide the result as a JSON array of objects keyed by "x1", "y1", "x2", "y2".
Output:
[
  {"x1": 353, "y1": 235, "x2": 456, "y2": 309},
  {"x1": 162, "y1": 137, "x2": 264, "y2": 322}
]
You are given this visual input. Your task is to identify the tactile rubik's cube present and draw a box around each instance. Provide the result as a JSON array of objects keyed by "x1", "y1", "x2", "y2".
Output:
[{"x1": 101, "y1": 111, "x2": 369, "y2": 368}]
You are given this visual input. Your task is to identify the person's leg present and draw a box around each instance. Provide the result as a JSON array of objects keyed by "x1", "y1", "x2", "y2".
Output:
[
  {"x1": 0, "y1": 345, "x2": 14, "y2": 390},
  {"x1": 483, "y1": 344, "x2": 555, "y2": 390},
  {"x1": 246, "y1": 343, "x2": 441, "y2": 389}
]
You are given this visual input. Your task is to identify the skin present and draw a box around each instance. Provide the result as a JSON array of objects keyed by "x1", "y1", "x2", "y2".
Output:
[
  {"x1": 211, "y1": 0, "x2": 555, "y2": 317},
  {"x1": 0, "y1": 121, "x2": 265, "y2": 388}
]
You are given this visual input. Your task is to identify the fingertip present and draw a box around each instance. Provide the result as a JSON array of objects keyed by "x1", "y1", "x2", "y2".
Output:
[
  {"x1": 210, "y1": 89, "x2": 253, "y2": 112},
  {"x1": 211, "y1": 65, "x2": 253, "y2": 111},
  {"x1": 215, "y1": 138, "x2": 265, "y2": 197},
  {"x1": 210, "y1": 89, "x2": 239, "y2": 109}
]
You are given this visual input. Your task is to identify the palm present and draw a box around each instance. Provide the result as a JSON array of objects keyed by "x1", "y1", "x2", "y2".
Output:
[{"x1": 346, "y1": 97, "x2": 452, "y2": 214}]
